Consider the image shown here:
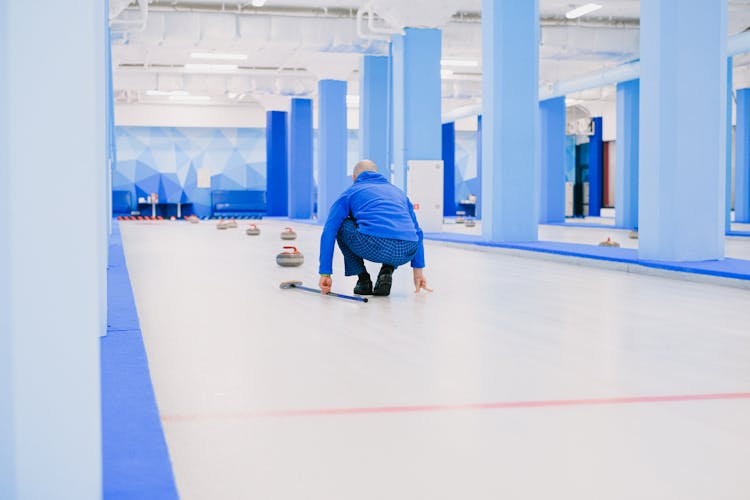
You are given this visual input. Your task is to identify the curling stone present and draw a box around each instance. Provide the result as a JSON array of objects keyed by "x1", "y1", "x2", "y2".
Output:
[
  {"x1": 281, "y1": 227, "x2": 297, "y2": 240},
  {"x1": 246, "y1": 224, "x2": 261, "y2": 236},
  {"x1": 455, "y1": 210, "x2": 466, "y2": 224},
  {"x1": 216, "y1": 220, "x2": 229, "y2": 230},
  {"x1": 276, "y1": 246, "x2": 304, "y2": 267},
  {"x1": 598, "y1": 237, "x2": 620, "y2": 248},
  {"x1": 628, "y1": 230, "x2": 639, "y2": 239},
  {"x1": 465, "y1": 218, "x2": 476, "y2": 228},
  {"x1": 227, "y1": 219, "x2": 238, "y2": 228},
  {"x1": 188, "y1": 215, "x2": 200, "y2": 224}
]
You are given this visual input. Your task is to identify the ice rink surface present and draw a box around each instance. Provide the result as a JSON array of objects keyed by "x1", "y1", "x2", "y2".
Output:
[{"x1": 121, "y1": 219, "x2": 750, "y2": 500}]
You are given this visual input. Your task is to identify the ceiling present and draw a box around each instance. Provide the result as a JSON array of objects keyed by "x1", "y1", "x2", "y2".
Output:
[{"x1": 110, "y1": 1, "x2": 750, "y2": 115}]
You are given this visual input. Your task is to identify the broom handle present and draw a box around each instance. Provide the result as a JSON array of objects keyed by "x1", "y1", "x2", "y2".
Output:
[{"x1": 292, "y1": 284, "x2": 368, "y2": 303}]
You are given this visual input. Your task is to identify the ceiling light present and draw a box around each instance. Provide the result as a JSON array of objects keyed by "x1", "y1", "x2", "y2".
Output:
[
  {"x1": 565, "y1": 3, "x2": 602, "y2": 19},
  {"x1": 183, "y1": 63, "x2": 239, "y2": 73},
  {"x1": 251, "y1": 0, "x2": 266, "y2": 7},
  {"x1": 190, "y1": 52, "x2": 248, "y2": 61},
  {"x1": 441, "y1": 59, "x2": 478, "y2": 67},
  {"x1": 169, "y1": 95, "x2": 211, "y2": 102},
  {"x1": 440, "y1": 69, "x2": 454, "y2": 78}
]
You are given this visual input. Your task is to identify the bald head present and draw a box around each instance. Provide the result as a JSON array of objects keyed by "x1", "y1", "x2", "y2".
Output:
[{"x1": 352, "y1": 160, "x2": 378, "y2": 180}]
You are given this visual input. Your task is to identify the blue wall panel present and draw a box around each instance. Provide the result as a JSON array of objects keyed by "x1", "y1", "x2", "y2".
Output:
[{"x1": 114, "y1": 126, "x2": 266, "y2": 217}]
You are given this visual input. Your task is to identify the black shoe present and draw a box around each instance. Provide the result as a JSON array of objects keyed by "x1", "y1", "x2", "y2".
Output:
[
  {"x1": 373, "y1": 264, "x2": 394, "y2": 296},
  {"x1": 354, "y1": 273, "x2": 373, "y2": 295}
]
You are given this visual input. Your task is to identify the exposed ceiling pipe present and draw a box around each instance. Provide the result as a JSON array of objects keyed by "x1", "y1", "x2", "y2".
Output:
[
  {"x1": 356, "y1": 3, "x2": 402, "y2": 41},
  {"x1": 729, "y1": 29, "x2": 750, "y2": 57},
  {"x1": 443, "y1": 30, "x2": 750, "y2": 123},
  {"x1": 110, "y1": 0, "x2": 149, "y2": 32},
  {"x1": 356, "y1": 7, "x2": 390, "y2": 41}
]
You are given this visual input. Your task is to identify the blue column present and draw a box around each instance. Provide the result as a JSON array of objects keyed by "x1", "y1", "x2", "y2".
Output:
[
  {"x1": 1, "y1": 1, "x2": 104, "y2": 498},
  {"x1": 265, "y1": 110, "x2": 288, "y2": 216},
  {"x1": 287, "y1": 98, "x2": 314, "y2": 219},
  {"x1": 391, "y1": 28, "x2": 442, "y2": 190},
  {"x1": 360, "y1": 55, "x2": 390, "y2": 177},
  {"x1": 726, "y1": 58, "x2": 734, "y2": 229},
  {"x1": 587, "y1": 116, "x2": 603, "y2": 217},
  {"x1": 737, "y1": 89, "x2": 750, "y2": 222},
  {"x1": 442, "y1": 122, "x2": 456, "y2": 216},
  {"x1": 539, "y1": 97, "x2": 566, "y2": 223},
  {"x1": 639, "y1": 0, "x2": 727, "y2": 261},
  {"x1": 476, "y1": 115, "x2": 482, "y2": 219},
  {"x1": 317, "y1": 80, "x2": 348, "y2": 223},
  {"x1": 481, "y1": 0, "x2": 539, "y2": 241},
  {"x1": 615, "y1": 79, "x2": 640, "y2": 229}
]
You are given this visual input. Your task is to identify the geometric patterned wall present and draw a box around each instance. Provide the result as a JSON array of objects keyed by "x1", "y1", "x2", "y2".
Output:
[
  {"x1": 455, "y1": 130, "x2": 479, "y2": 203},
  {"x1": 114, "y1": 126, "x2": 362, "y2": 218},
  {"x1": 114, "y1": 127, "x2": 266, "y2": 217}
]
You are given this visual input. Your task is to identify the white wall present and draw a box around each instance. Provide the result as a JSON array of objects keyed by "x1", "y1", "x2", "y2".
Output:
[
  {"x1": 115, "y1": 103, "x2": 268, "y2": 128},
  {"x1": 117, "y1": 102, "x2": 362, "y2": 130}
]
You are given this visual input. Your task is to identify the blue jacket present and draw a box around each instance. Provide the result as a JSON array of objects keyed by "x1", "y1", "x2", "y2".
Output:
[{"x1": 319, "y1": 171, "x2": 425, "y2": 275}]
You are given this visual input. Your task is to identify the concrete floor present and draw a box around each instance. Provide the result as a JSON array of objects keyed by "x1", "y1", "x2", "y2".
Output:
[{"x1": 120, "y1": 219, "x2": 750, "y2": 500}]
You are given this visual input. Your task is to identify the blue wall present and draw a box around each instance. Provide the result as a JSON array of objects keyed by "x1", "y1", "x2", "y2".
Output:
[{"x1": 114, "y1": 126, "x2": 361, "y2": 218}]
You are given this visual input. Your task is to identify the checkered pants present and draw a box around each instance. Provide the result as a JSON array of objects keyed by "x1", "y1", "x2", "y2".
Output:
[{"x1": 336, "y1": 218, "x2": 419, "y2": 276}]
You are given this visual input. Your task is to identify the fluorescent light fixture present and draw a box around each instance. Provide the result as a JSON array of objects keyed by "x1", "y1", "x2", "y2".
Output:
[
  {"x1": 190, "y1": 52, "x2": 248, "y2": 61},
  {"x1": 441, "y1": 59, "x2": 478, "y2": 67},
  {"x1": 346, "y1": 95, "x2": 360, "y2": 106},
  {"x1": 146, "y1": 90, "x2": 189, "y2": 96},
  {"x1": 440, "y1": 69, "x2": 454, "y2": 78},
  {"x1": 251, "y1": 0, "x2": 266, "y2": 6},
  {"x1": 183, "y1": 63, "x2": 239, "y2": 73},
  {"x1": 565, "y1": 3, "x2": 602, "y2": 19},
  {"x1": 169, "y1": 95, "x2": 211, "y2": 102}
]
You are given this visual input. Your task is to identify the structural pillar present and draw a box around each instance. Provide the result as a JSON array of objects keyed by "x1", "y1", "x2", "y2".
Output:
[
  {"x1": 639, "y1": 0, "x2": 727, "y2": 261},
  {"x1": 736, "y1": 89, "x2": 750, "y2": 222},
  {"x1": 288, "y1": 98, "x2": 314, "y2": 219},
  {"x1": 317, "y1": 79, "x2": 348, "y2": 222},
  {"x1": 391, "y1": 28, "x2": 442, "y2": 190},
  {"x1": 1, "y1": 1, "x2": 105, "y2": 498},
  {"x1": 476, "y1": 114, "x2": 482, "y2": 219},
  {"x1": 615, "y1": 79, "x2": 640, "y2": 229},
  {"x1": 587, "y1": 116, "x2": 604, "y2": 217},
  {"x1": 266, "y1": 110, "x2": 288, "y2": 216},
  {"x1": 360, "y1": 55, "x2": 390, "y2": 177},
  {"x1": 481, "y1": 0, "x2": 539, "y2": 241},
  {"x1": 726, "y1": 57, "x2": 734, "y2": 229},
  {"x1": 441, "y1": 122, "x2": 456, "y2": 216},
  {"x1": 539, "y1": 97, "x2": 566, "y2": 223}
]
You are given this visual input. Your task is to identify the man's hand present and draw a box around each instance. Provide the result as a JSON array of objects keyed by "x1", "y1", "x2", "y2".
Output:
[
  {"x1": 319, "y1": 275, "x2": 332, "y2": 294},
  {"x1": 412, "y1": 268, "x2": 433, "y2": 293}
]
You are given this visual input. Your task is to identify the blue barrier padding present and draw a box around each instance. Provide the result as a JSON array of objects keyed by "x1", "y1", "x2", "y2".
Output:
[
  {"x1": 544, "y1": 221, "x2": 625, "y2": 230},
  {"x1": 727, "y1": 230, "x2": 750, "y2": 237},
  {"x1": 424, "y1": 232, "x2": 750, "y2": 281},
  {"x1": 102, "y1": 220, "x2": 178, "y2": 500}
]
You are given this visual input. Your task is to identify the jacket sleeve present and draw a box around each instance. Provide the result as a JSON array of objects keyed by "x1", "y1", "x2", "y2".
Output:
[
  {"x1": 318, "y1": 193, "x2": 351, "y2": 275},
  {"x1": 407, "y1": 199, "x2": 425, "y2": 268}
]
